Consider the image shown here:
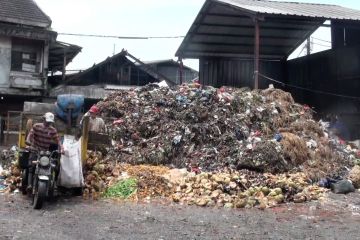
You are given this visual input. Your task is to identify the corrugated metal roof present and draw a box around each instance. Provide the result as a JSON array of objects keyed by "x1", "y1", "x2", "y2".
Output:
[
  {"x1": 176, "y1": 0, "x2": 360, "y2": 59},
  {"x1": 216, "y1": 0, "x2": 360, "y2": 20},
  {"x1": 0, "y1": 0, "x2": 51, "y2": 28},
  {"x1": 49, "y1": 41, "x2": 82, "y2": 72}
]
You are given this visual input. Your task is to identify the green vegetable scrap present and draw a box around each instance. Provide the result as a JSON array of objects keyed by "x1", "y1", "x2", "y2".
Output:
[{"x1": 103, "y1": 178, "x2": 137, "y2": 199}]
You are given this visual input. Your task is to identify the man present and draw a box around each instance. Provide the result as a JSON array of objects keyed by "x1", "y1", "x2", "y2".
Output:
[
  {"x1": 82, "y1": 105, "x2": 106, "y2": 133},
  {"x1": 26, "y1": 112, "x2": 62, "y2": 151},
  {"x1": 26, "y1": 112, "x2": 63, "y2": 190}
]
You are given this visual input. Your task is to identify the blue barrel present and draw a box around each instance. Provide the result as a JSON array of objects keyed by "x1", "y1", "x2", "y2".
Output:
[{"x1": 55, "y1": 94, "x2": 84, "y2": 121}]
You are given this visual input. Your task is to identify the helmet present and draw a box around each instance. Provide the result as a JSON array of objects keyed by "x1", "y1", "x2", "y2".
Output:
[
  {"x1": 44, "y1": 112, "x2": 55, "y2": 123},
  {"x1": 89, "y1": 105, "x2": 99, "y2": 114}
]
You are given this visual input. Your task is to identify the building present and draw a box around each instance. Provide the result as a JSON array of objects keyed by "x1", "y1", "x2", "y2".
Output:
[
  {"x1": 176, "y1": 0, "x2": 360, "y2": 139},
  {"x1": 0, "y1": 0, "x2": 81, "y2": 114},
  {"x1": 49, "y1": 50, "x2": 176, "y2": 102},
  {"x1": 0, "y1": 0, "x2": 81, "y2": 145},
  {"x1": 138, "y1": 59, "x2": 198, "y2": 84}
]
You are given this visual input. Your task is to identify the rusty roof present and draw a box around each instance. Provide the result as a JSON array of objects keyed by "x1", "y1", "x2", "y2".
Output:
[{"x1": 0, "y1": 0, "x2": 51, "y2": 28}]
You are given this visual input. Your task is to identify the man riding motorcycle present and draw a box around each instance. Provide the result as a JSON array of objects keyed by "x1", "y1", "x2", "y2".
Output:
[{"x1": 25, "y1": 112, "x2": 64, "y2": 191}]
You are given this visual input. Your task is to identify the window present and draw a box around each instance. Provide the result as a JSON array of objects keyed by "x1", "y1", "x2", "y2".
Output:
[{"x1": 11, "y1": 38, "x2": 42, "y2": 73}]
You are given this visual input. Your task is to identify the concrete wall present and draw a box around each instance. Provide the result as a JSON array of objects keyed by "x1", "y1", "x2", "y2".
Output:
[
  {"x1": 0, "y1": 36, "x2": 46, "y2": 91},
  {"x1": 0, "y1": 36, "x2": 11, "y2": 87}
]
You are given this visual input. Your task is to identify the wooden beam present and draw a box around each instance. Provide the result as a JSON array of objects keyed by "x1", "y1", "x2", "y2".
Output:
[
  {"x1": 190, "y1": 41, "x2": 294, "y2": 48},
  {"x1": 192, "y1": 32, "x2": 301, "y2": 40},
  {"x1": 199, "y1": 23, "x2": 313, "y2": 31},
  {"x1": 179, "y1": 51, "x2": 283, "y2": 59},
  {"x1": 0, "y1": 22, "x2": 57, "y2": 41}
]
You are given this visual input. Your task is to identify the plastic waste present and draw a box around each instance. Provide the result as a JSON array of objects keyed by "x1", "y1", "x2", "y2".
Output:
[
  {"x1": 274, "y1": 133, "x2": 283, "y2": 142},
  {"x1": 331, "y1": 180, "x2": 355, "y2": 194}
]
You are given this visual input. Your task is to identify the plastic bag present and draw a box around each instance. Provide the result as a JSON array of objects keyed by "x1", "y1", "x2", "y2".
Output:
[
  {"x1": 58, "y1": 135, "x2": 84, "y2": 188},
  {"x1": 331, "y1": 180, "x2": 355, "y2": 194}
]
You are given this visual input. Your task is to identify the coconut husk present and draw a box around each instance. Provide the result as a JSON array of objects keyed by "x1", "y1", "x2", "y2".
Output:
[
  {"x1": 349, "y1": 165, "x2": 360, "y2": 189},
  {"x1": 280, "y1": 132, "x2": 310, "y2": 166}
]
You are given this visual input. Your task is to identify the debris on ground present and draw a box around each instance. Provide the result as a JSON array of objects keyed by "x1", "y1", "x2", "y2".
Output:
[
  {"x1": 0, "y1": 147, "x2": 17, "y2": 170},
  {"x1": 82, "y1": 151, "x2": 328, "y2": 208},
  {"x1": 103, "y1": 178, "x2": 137, "y2": 199},
  {"x1": 83, "y1": 151, "x2": 173, "y2": 200},
  {"x1": 330, "y1": 180, "x2": 355, "y2": 194},
  {"x1": 349, "y1": 165, "x2": 360, "y2": 189},
  {"x1": 170, "y1": 170, "x2": 327, "y2": 208}
]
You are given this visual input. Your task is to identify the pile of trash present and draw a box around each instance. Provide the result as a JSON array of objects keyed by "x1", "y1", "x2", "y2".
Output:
[
  {"x1": 97, "y1": 83, "x2": 357, "y2": 179},
  {"x1": 0, "y1": 147, "x2": 21, "y2": 193},
  {"x1": 82, "y1": 151, "x2": 327, "y2": 208},
  {"x1": 1, "y1": 83, "x2": 359, "y2": 210},
  {"x1": 83, "y1": 151, "x2": 173, "y2": 200},
  {"x1": 0, "y1": 164, "x2": 21, "y2": 193},
  {"x1": 171, "y1": 171, "x2": 327, "y2": 208},
  {"x1": 0, "y1": 147, "x2": 17, "y2": 170}
]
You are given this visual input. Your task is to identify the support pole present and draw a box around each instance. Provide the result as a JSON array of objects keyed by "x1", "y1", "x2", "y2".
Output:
[
  {"x1": 81, "y1": 115, "x2": 89, "y2": 164},
  {"x1": 254, "y1": 18, "x2": 260, "y2": 90},
  {"x1": 5, "y1": 111, "x2": 9, "y2": 145},
  {"x1": 62, "y1": 49, "x2": 67, "y2": 82},
  {"x1": 179, "y1": 58, "x2": 184, "y2": 84}
]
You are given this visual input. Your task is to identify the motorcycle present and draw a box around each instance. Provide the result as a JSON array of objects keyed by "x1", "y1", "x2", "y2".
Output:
[{"x1": 19, "y1": 146, "x2": 60, "y2": 209}]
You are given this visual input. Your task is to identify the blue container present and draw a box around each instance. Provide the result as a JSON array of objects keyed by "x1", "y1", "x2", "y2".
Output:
[{"x1": 55, "y1": 94, "x2": 84, "y2": 121}]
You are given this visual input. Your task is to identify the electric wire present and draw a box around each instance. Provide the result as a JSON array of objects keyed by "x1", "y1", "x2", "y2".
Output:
[
  {"x1": 58, "y1": 33, "x2": 185, "y2": 39},
  {"x1": 258, "y1": 73, "x2": 360, "y2": 101}
]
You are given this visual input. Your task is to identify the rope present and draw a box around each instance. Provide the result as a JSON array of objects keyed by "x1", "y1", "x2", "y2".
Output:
[{"x1": 258, "y1": 73, "x2": 360, "y2": 101}]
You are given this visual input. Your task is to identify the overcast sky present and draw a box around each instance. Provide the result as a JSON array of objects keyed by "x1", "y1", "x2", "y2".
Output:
[{"x1": 34, "y1": 0, "x2": 360, "y2": 71}]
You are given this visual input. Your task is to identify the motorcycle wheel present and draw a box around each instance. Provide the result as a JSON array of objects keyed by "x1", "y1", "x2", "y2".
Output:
[
  {"x1": 20, "y1": 170, "x2": 28, "y2": 195},
  {"x1": 33, "y1": 181, "x2": 47, "y2": 209}
]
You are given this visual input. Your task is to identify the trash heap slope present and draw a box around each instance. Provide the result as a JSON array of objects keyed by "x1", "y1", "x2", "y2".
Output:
[{"x1": 98, "y1": 84, "x2": 354, "y2": 178}]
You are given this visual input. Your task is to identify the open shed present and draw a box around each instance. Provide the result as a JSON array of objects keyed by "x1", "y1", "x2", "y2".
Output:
[{"x1": 176, "y1": 0, "x2": 360, "y2": 139}]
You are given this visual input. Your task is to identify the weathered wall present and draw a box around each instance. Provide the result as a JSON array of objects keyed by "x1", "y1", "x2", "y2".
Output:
[
  {"x1": 199, "y1": 58, "x2": 285, "y2": 89},
  {"x1": 287, "y1": 46, "x2": 360, "y2": 139},
  {"x1": 0, "y1": 36, "x2": 11, "y2": 87}
]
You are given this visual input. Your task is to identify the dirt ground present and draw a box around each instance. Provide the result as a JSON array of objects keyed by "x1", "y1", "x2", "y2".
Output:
[{"x1": 1, "y1": 192, "x2": 360, "y2": 240}]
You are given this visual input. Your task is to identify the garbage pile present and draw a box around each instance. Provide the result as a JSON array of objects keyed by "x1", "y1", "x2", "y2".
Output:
[
  {"x1": 0, "y1": 147, "x2": 21, "y2": 193},
  {"x1": 0, "y1": 164, "x2": 21, "y2": 193},
  {"x1": 1, "y1": 83, "x2": 359, "y2": 210},
  {"x1": 0, "y1": 147, "x2": 17, "y2": 169},
  {"x1": 83, "y1": 151, "x2": 327, "y2": 208},
  {"x1": 97, "y1": 83, "x2": 356, "y2": 179},
  {"x1": 83, "y1": 151, "x2": 173, "y2": 200}
]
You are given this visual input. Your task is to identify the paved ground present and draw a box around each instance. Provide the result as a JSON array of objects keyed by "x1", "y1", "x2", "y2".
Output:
[{"x1": 1, "y1": 192, "x2": 360, "y2": 240}]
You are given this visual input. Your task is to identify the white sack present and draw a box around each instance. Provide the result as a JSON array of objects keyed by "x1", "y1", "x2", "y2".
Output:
[{"x1": 58, "y1": 135, "x2": 84, "y2": 188}]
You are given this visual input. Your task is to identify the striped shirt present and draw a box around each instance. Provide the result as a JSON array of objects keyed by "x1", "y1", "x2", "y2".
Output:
[{"x1": 27, "y1": 123, "x2": 60, "y2": 151}]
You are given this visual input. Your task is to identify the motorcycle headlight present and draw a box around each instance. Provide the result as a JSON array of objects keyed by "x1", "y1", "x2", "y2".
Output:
[{"x1": 39, "y1": 156, "x2": 50, "y2": 167}]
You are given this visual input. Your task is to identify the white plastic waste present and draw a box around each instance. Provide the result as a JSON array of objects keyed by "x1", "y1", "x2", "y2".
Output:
[{"x1": 58, "y1": 135, "x2": 84, "y2": 188}]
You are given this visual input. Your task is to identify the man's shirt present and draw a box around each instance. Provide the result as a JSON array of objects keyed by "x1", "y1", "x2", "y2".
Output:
[
  {"x1": 89, "y1": 117, "x2": 106, "y2": 133},
  {"x1": 27, "y1": 123, "x2": 60, "y2": 150}
]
